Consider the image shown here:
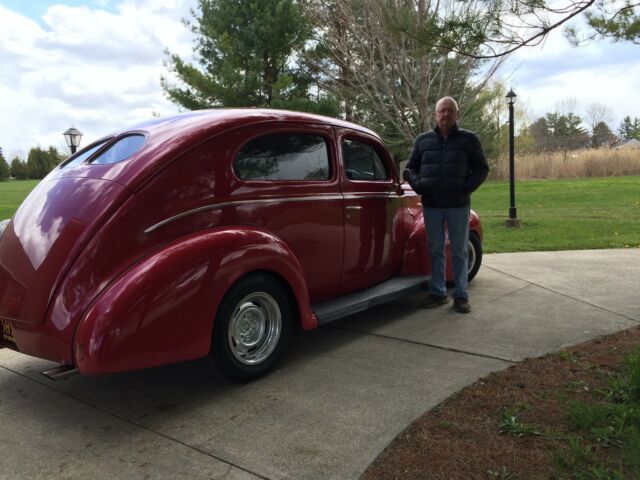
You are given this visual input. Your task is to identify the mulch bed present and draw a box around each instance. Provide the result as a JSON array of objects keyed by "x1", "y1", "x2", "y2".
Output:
[{"x1": 361, "y1": 326, "x2": 640, "y2": 479}]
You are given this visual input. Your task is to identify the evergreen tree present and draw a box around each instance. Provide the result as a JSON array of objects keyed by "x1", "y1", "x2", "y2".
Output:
[
  {"x1": 162, "y1": 0, "x2": 337, "y2": 114},
  {"x1": 26, "y1": 147, "x2": 59, "y2": 179},
  {"x1": 546, "y1": 112, "x2": 590, "y2": 150},
  {"x1": 591, "y1": 121, "x2": 617, "y2": 148},
  {"x1": 529, "y1": 117, "x2": 552, "y2": 151},
  {"x1": 617, "y1": 116, "x2": 640, "y2": 141},
  {"x1": 580, "y1": 2, "x2": 640, "y2": 44},
  {"x1": 47, "y1": 146, "x2": 63, "y2": 166},
  {"x1": 529, "y1": 113, "x2": 591, "y2": 151},
  {"x1": 0, "y1": 148, "x2": 9, "y2": 181},
  {"x1": 10, "y1": 157, "x2": 28, "y2": 180}
]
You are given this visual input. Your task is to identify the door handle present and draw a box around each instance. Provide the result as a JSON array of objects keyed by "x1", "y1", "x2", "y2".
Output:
[{"x1": 346, "y1": 206, "x2": 363, "y2": 211}]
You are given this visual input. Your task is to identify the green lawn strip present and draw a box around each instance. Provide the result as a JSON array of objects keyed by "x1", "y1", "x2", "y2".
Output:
[
  {"x1": 497, "y1": 347, "x2": 640, "y2": 478},
  {"x1": 552, "y1": 349, "x2": 640, "y2": 478},
  {"x1": 473, "y1": 176, "x2": 640, "y2": 253},
  {"x1": 0, "y1": 180, "x2": 39, "y2": 219}
]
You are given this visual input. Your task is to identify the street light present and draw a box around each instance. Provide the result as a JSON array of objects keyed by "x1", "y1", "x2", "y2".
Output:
[
  {"x1": 63, "y1": 127, "x2": 83, "y2": 155},
  {"x1": 505, "y1": 89, "x2": 521, "y2": 228}
]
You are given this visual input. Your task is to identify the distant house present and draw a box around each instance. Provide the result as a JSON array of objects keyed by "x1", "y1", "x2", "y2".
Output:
[{"x1": 617, "y1": 139, "x2": 640, "y2": 149}]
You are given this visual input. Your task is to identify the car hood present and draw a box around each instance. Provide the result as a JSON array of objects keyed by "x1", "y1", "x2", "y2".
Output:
[{"x1": 0, "y1": 176, "x2": 127, "y2": 324}]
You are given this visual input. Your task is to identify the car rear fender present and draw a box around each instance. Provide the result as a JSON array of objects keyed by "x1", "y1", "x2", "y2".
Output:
[{"x1": 73, "y1": 226, "x2": 314, "y2": 375}]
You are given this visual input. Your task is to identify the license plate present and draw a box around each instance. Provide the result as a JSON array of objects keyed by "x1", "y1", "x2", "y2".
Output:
[{"x1": 1, "y1": 319, "x2": 14, "y2": 343}]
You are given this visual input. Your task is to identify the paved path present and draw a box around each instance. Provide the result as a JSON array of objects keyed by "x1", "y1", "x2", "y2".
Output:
[{"x1": 1, "y1": 249, "x2": 639, "y2": 480}]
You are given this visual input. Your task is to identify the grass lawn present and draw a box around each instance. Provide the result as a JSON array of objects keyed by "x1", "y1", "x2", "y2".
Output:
[
  {"x1": 0, "y1": 179, "x2": 39, "y2": 220},
  {"x1": 473, "y1": 176, "x2": 640, "y2": 253}
]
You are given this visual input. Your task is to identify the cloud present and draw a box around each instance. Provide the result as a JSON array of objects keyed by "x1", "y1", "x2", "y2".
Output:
[
  {"x1": 504, "y1": 27, "x2": 640, "y2": 129},
  {"x1": 0, "y1": 1, "x2": 195, "y2": 159}
]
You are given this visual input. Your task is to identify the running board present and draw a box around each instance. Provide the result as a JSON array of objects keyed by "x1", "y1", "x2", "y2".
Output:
[{"x1": 312, "y1": 275, "x2": 428, "y2": 326}]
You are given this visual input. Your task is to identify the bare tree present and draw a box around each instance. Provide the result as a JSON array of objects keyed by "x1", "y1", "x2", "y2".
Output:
[
  {"x1": 554, "y1": 97, "x2": 580, "y2": 117},
  {"x1": 307, "y1": 0, "x2": 504, "y2": 149},
  {"x1": 585, "y1": 102, "x2": 613, "y2": 130}
]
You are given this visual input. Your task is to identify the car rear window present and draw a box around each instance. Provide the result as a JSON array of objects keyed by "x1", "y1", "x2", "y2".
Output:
[
  {"x1": 90, "y1": 134, "x2": 146, "y2": 165},
  {"x1": 60, "y1": 139, "x2": 111, "y2": 170},
  {"x1": 234, "y1": 133, "x2": 330, "y2": 181},
  {"x1": 59, "y1": 134, "x2": 146, "y2": 170}
]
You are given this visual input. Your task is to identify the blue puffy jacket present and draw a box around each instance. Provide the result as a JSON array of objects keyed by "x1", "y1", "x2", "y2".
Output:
[{"x1": 405, "y1": 124, "x2": 489, "y2": 208}]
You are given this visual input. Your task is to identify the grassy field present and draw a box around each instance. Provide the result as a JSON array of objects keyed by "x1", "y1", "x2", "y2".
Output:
[
  {"x1": 1, "y1": 177, "x2": 639, "y2": 253},
  {"x1": 0, "y1": 179, "x2": 39, "y2": 220},
  {"x1": 473, "y1": 176, "x2": 640, "y2": 253}
]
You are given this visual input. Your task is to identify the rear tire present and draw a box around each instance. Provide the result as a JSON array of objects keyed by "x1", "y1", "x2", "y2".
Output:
[
  {"x1": 467, "y1": 231, "x2": 482, "y2": 282},
  {"x1": 211, "y1": 273, "x2": 292, "y2": 382}
]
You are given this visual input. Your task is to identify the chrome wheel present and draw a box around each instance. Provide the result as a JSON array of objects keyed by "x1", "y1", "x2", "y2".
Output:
[
  {"x1": 227, "y1": 292, "x2": 282, "y2": 366},
  {"x1": 212, "y1": 273, "x2": 293, "y2": 381}
]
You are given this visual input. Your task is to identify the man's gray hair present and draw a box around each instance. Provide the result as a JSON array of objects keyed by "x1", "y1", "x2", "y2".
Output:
[{"x1": 436, "y1": 96, "x2": 459, "y2": 112}]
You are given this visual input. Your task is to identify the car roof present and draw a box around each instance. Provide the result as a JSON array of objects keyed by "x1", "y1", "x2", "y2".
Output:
[{"x1": 125, "y1": 108, "x2": 380, "y2": 143}]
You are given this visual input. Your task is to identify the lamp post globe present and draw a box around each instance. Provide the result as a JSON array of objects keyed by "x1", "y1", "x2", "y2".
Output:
[
  {"x1": 505, "y1": 89, "x2": 521, "y2": 228},
  {"x1": 63, "y1": 127, "x2": 83, "y2": 155}
]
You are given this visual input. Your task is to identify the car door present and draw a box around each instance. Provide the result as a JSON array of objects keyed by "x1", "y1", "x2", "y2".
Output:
[
  {"x1": 337, "y1": 130, "x2": 406, "y2": 295},
  {"x1": 227, "y1": 122, "x2": 344, "y2": 302}
]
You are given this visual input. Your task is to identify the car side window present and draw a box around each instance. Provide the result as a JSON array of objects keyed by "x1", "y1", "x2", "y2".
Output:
[
  {"x1": 234, "y1": 133, "x2": 330, "y2": 181},
  {"x1": 342, "y1": 139, "x2": 389, "y2": 181}
]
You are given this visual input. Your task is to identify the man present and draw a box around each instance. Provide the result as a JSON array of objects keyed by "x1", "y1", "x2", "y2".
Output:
[{"x1": 403, "y1": 96, "x2": 489, "y2": 313}]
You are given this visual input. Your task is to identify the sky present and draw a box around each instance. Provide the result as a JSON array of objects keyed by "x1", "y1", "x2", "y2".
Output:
[{"x1": 1, "y1": 0, "x2": 639, "y2": 160}]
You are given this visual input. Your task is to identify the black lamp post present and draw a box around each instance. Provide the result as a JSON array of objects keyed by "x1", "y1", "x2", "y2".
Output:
[
  {"x1": 505, "y1": 89, "x2": 521, "y2": 228},
  {"x1": 63, "y1": 127, "x2": 83, "y2": 155}
]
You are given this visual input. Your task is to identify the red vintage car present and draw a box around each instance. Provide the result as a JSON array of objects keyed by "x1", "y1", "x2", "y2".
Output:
[{"x1": 0, "y1": 109, "x2": 483, "y2": 381}]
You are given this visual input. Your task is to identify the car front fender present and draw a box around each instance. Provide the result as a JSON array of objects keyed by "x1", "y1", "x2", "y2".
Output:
[
  {"x1": 400, "y1": 212, "x2": 429, "y2": 275},
  {"x1": 73, "y1": 226, "x2": 313, "y2": 375},
  {"x1": 400, "y1": 209, "x2": 483, "y2": 279}
]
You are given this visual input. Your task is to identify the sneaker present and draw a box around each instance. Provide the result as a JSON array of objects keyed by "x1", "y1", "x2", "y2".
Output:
[
  {"x1": 422, "y1": 294, "x2": 449, "y2": 309},
  {"x1": 453, "y1": 298, "x2": 471, "y2": 314}
]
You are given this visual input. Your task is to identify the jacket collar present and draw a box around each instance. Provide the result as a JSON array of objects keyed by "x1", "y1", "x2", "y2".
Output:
[{"x1": 434, "y1": 123, "x2": 459, "y2": 138}]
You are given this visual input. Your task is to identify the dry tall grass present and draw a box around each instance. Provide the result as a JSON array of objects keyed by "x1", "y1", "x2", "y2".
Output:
[{"x1": 489, "y1": 147, "x2": 640, "y2": 180}]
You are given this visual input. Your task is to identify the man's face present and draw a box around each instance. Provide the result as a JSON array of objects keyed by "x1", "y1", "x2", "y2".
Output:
[{"x1": 434, "y1": 100, "x2": 459, "y2": 131}]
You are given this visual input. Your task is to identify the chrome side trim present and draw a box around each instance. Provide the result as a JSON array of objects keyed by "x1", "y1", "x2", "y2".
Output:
[
  {"x1": 144, "y1": 195, "x2": 341, "y2": 233},
  {"x1": 343, "y1": 193, "x2": 403, "y2": 200},
  {"x1": 144, "y1": 192, "x2": 404, "y2": 234}
]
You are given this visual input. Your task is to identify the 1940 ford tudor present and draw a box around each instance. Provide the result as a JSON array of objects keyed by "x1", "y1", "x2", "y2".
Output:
[{"x1": 0, "y1": 109, "x2": 483, "y2": 381}]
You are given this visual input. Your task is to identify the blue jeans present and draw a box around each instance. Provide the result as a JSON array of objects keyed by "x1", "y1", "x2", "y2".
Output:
[{"x1": 423, "y1": 206, "x2": 470, "y2": 300}]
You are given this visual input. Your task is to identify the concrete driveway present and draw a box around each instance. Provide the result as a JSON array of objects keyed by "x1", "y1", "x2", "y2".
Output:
[{"x1": 1, "y1": 249, "x2": 639, "y2": 480}]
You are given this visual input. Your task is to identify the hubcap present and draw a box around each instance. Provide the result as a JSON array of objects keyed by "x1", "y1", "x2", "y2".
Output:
[{"x1": 228, "y1": 292, "x2": 282, "y2": 365}]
